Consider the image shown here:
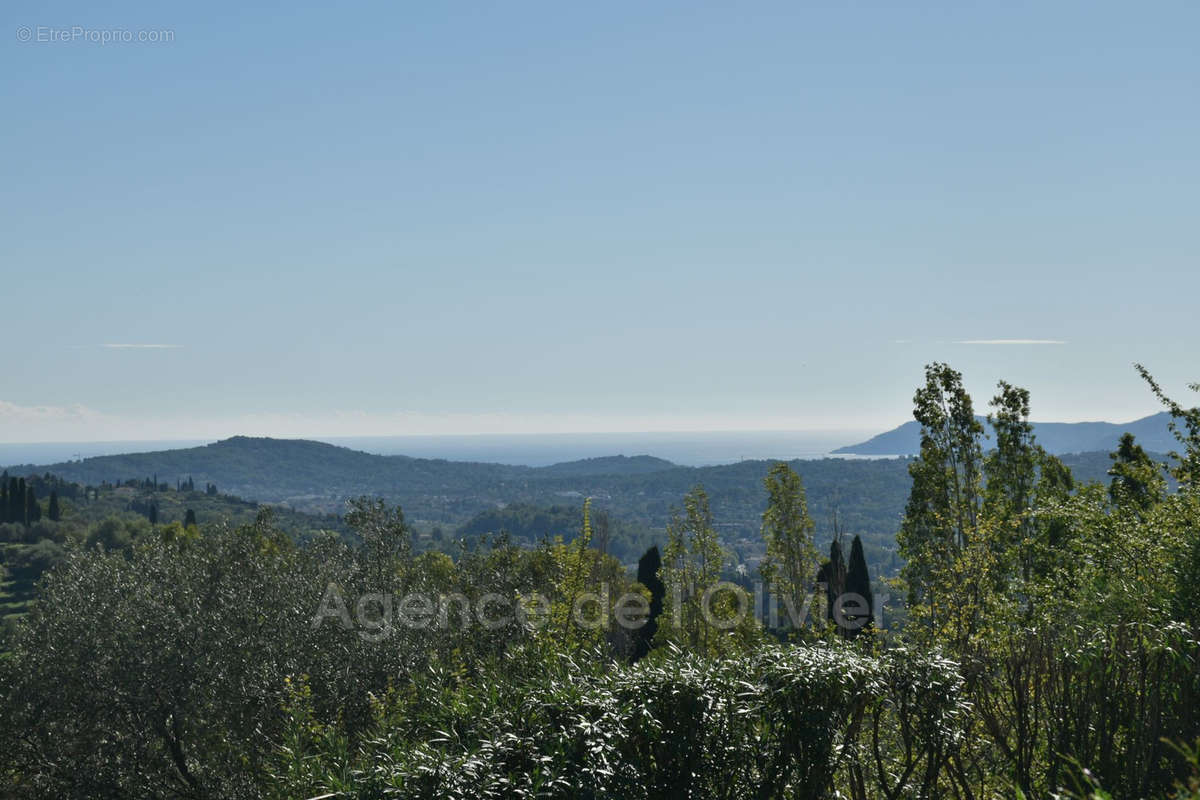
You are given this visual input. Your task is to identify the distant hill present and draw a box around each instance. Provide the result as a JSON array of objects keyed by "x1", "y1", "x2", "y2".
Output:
[
  {"x1": 833, "y1": 412, "x2": 1176, "y2": 456},
  {"x1": 0, "y1": 435, "x2": 1142, "y2": 574},
  {"x1": 2, "y1": 437, "x2": 681, "y2": 520},
  {"x1": 538, "y1": 454, "x2": 676, "y2": 477}
]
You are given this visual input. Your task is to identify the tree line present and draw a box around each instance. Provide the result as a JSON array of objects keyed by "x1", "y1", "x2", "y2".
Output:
[{"x1": 0, "y1": 476, "x2": 62, "y2": 526}]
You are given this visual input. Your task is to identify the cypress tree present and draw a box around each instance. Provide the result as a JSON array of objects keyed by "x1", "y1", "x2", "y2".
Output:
[
  {"x1": 184, "y1": 509, "x2": 197, "y2": 528},
  {"x1": 632, "y1": 545, "x2": 665, "y2": 662},
  {"x1": 8, "y1": 478, "x2": 19, "y2": 523},
  {"x1": 0, "y1": 481, "x2": 6, "y2": 524},
  {"x1": 148, "y1": 503, "x2": 158, "y2": 525},
  {"x1": 47, "y1": 491, "x2": 61, "y2": 522},
  {"x1": 26, "y1": 486, "x2": 41, "y2": 525},
  {"x1": 819, "y1": 540, "x2": 847, "y2": 627},
  {"x1": 843, "y1": 534, "x2": 874, "y2": 637},
  {"x1": 17, "y1": 479, "x2": 27, "y2": 525}
]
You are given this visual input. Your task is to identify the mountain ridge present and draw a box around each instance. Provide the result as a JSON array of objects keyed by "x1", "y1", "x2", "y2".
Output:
[
  {"x1": 833, "y1": 412, "x2": 1175, "y2": 456},
  {"x1": 1, "y1": 437, "x2": 681, "y2": 501},
  {"x1": 1, "y1": 435, "x2": 1146, "y2": 571}
]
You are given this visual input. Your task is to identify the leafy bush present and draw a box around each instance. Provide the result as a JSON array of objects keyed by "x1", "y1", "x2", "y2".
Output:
[
  {"x1": 268, "y1": 642, "x2": 969, "y2": 800},
  {"x1": 0, "y1": 505, "x2": 429, "y2": 798}
]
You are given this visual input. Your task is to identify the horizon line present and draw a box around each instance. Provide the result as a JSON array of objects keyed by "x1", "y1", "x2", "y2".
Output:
[{"x1": 0, "y1": 409, "x2": 1169, "y2": 449}]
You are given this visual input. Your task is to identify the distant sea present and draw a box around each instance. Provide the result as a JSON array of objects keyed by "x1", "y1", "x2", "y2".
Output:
[
  {"x1": 1, "y1": 430, "x2": 878, "y2": 470},
  {"x1": 0, "y1": 440, "x2": 213, "y2": 467}
]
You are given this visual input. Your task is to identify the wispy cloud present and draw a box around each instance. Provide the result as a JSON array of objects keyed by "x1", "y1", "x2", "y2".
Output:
[
  {"x1": 0, "y1": 400, "x2": 101, "y2": 422},
  {"x1": 953, "y1": 339, "x2": 1066, "y2": 345},
  {"x1": 100, "y1": 343, "x2": 183, "y2": 349}
]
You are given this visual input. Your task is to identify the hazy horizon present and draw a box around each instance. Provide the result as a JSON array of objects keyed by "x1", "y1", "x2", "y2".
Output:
[
  {"x1": 0, "y1": 429, "x2": 875, "y2": 469},
  {"x1": 0, "y1": 403, "x2": 1177, "y2": 447},
  {"x1": 0, "y1": 401, "x2": 1177, "y2": 469},
  {"x1": 0, "y1": 404, "x2": 1176, "y2": 448}
]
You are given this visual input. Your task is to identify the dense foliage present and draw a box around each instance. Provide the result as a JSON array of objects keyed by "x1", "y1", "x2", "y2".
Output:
[
  {"x1": 893, "y1": 363, "x2": 1200, "y2": 797},
  {"x1": 268, "y1": 643, "x2": 966, "y2": 800},
  {"x1": 453, "y1": 501, "x2": 657, "y2": 564},
  {"x1": 0, "y1": 475, "x2": 343, "y2": 638},
  {"x1": 7, "y1": 434, "x2": 1138, "y2": 581},
  {"x1": 1, "y1": 364, "x2": 1198, "y2": 798}
]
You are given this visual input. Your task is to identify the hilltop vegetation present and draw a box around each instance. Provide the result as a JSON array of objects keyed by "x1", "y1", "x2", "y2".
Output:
[{"x1": 5, "y1": 438, "x2": 1139, "y2": 576}]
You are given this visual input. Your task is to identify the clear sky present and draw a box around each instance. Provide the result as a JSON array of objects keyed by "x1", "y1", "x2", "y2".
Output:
[{"x1": 2, "y1": 1, "x2": 1197, "y2": 442}]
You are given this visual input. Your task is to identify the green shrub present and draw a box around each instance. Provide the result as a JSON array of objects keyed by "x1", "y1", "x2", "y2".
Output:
[{"x1": 268, "y1": 643, "x2": 968, "y2": 800}]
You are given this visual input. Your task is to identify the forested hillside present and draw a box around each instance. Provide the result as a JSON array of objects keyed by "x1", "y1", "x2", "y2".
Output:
[
  {"x1": 4, "y1": 440, "x2": 1136, "y2": 575},
  {"x1": 0, "y1": 471, "x2": 342, "y2": 639},
  {"x1": 2, "y1": 363, "x2": 1198, "y2": 799}
]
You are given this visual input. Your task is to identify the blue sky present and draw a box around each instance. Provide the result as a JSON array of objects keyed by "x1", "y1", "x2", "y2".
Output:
[{"x1": 2, "y1": 1, "x2": 1197, "y2": 442}]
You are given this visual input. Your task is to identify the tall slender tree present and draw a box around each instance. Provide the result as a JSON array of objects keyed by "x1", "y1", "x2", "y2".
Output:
[
  {"x1": 984, "y1": 381, "x2": 1041, "y2": 583},
  {"x1": 819, "y1": 539, "x2": 847, "y2": 627},
  {"x1": 760, "y1": 462, "x2": 817, "y2": 626},
  {"x1": 659, "y1": 485, "x2": 726, "y2": 652},
  {"x1": 17, "y1": 479, "x2": 28, "y2": 525},
  {"x1": 897, "y1": 362, "x2": 983, "y2": 613},
  {"x1": 25, "y1": 486, "x2": 40, "y2": 525},
  {"x1": 556, "y1": 498, "x2": 596, "y2": 648},
  {"x1": 633, "y1": 546, "x2": 664, "y2": 662},
  {"x1": 9, "y1": 478, "x2": 22, "y2": 523},
  {"x1": 985, "y1": 382, "x2": 1036, "y2": 521},
  {"x1": 843, "y1": 535, "x2": 874, "y2": 638}
]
